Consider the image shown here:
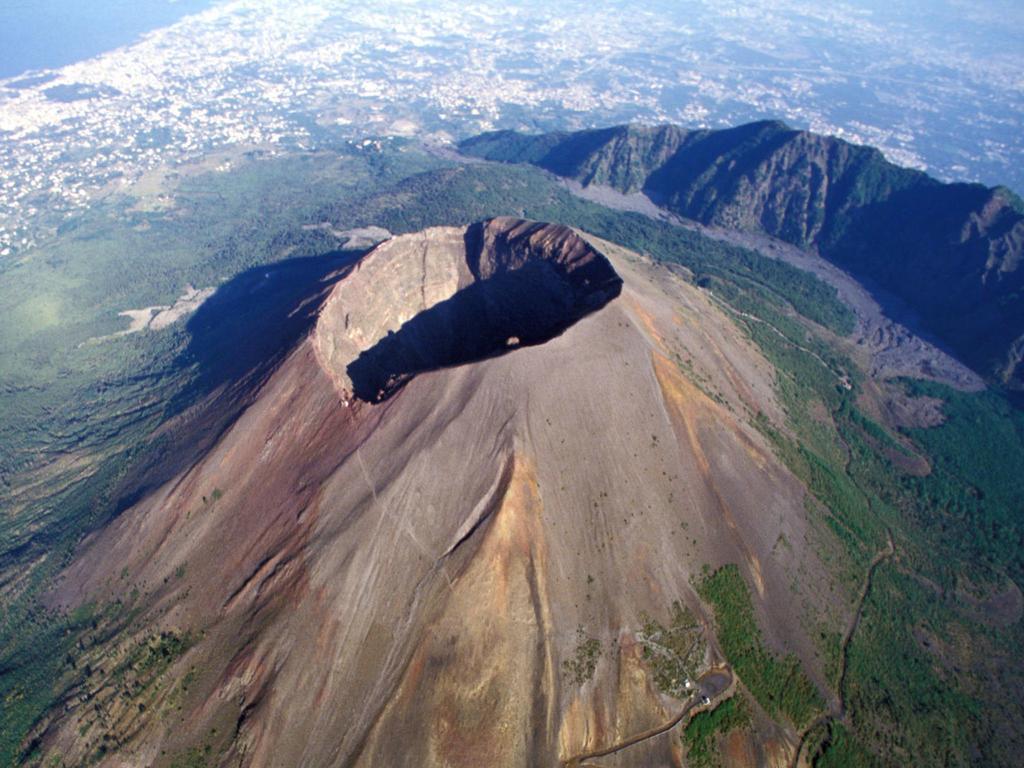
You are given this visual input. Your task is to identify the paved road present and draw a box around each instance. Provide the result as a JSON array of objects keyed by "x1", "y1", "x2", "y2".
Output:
[{"x1": 563, "y1": 666, "x2": 734, "y2": 767}]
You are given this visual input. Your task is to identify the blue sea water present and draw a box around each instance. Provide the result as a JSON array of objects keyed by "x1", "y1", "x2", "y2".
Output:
[{"x1": 0, "y1": 0, "x2": 215, "y2": 80}]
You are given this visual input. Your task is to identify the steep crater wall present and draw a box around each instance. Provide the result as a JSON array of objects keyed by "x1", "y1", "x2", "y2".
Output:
[{"x1": 314, "y1": 217, "x2": 623, "y2": 402}]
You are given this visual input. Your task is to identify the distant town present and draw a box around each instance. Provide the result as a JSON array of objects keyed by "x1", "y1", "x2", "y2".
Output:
[{"x1": 1, "y1": 0, "x2": 1020, "y2": 259}]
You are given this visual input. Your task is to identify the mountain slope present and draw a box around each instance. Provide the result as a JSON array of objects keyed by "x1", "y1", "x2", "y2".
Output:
[
  {"x1": 33, "y1": 219, "x2": 838, "y2": 767},
  {"x1": 461, "y1": 123, "x2": 1024, "y2": 389}
]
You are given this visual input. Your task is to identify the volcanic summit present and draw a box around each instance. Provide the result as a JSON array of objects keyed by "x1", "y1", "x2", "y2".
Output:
[{"x1": 44, "y1": 218, "x2": 829, "y2": 767}]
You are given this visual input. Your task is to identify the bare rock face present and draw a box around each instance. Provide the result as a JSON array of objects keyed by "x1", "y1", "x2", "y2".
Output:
[
  {"x1": 42, "y1": 221, "x2": 835, "y2": 768},
  {"x1": 314, "y1": 217, "x2": 622, "y2": 401}
]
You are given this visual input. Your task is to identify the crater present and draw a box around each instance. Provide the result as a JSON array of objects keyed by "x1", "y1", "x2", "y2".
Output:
[{"x1": 313, "y1": 217, "x2": 623, "y2": 402}]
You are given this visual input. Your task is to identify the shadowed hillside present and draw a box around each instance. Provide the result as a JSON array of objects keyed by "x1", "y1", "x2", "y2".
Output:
[{"x1": 462, "y1": 122, "x2": 1024, "y2": 389}]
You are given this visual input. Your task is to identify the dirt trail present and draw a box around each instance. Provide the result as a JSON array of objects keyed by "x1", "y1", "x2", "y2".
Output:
[
  {"x1": 562, "y1": 667, "x2": 733, "y2": 767},
  {"x1": 837, "y1": 531, "x2": 896, "y2": 704},
  {"x1": 707, "y1": 292, "x2": 850, "y2": 387},
  {"x1": 790, "y1": 530, "x2": 895, "y2": 768}
]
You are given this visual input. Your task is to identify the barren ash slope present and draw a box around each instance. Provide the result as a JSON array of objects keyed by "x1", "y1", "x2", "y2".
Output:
[{"x1": 35, "y1": 218, "x2": 842, "y2": 767}]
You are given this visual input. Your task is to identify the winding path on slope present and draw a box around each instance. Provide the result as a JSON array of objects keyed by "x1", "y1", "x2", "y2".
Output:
[
  {"x1": 790, "y1": 529, "x2": 896, "y2": 768},
  {"x1": 705, "y1": 291, "x2": 852, "y2": 386},
  {"x1": 562, "y1": 667, "x2": 733, "y2": 767}
]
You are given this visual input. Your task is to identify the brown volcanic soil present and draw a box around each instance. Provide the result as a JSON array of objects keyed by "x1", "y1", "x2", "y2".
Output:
[{"x1": 41, "y1": 219, "x2": 839, "y2": 767}]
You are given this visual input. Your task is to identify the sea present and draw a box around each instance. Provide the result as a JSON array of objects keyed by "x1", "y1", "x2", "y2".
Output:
[{"x1": 0, "y1": 0, "x2": 216, "y2": 80}]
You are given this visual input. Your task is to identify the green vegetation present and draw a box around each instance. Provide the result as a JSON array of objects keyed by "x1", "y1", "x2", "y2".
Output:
[
  {"x1": 683, "y1": 696, "x2": 751, "y2": 768},
  {"x1": 637, "y1": 601, "x2": 706, "y2": 699},
  {"x1": 115, "y1": 630, "x2": 193, "y2": 682},
  {"x1": 842, "y1": 567, "x2": 984, "y2": 766},
  {"x1": 0, "y1": 569, "x2": 194, "y2": 766},
  {"x1": 731, "y1": 253, "x2": 1024, "y2": 763},
  {"x1": 744, "y1": 306, "x2": 892, "y2": 574},
  {"x1": 562, "y1": 626, "x2": 601, "y2": 685},
  {"x1": 814, "y1": 723, "x2": 878, "y2": 768},
  {"x1": 900, "y1": 380, "x2": 1024, "y2": 580},
  {"x1": 697, "y1": 565, "x2": 822, "y2": 728},
  {"x1": 744, "y1": 277, "x2": 1024, "y2": 581},
  {"x1": 815, "y1": 625, "x2": 843, "y2": 691},
  {"x1": 0, "y1": 599, "x2": 193, "y2": 767},
  {"x1": 0, "y1": 601, "x2": 99, "y2": 766}
]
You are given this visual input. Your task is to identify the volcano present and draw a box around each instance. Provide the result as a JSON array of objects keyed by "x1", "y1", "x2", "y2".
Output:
[{"x1": 41, "y1": 218, "x2": 834, "y2": 767}]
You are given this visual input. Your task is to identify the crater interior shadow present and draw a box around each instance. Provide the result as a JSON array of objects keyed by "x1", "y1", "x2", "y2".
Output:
[{"x1": 347, "y1": 259, "x2": 621, "y2": 402}]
